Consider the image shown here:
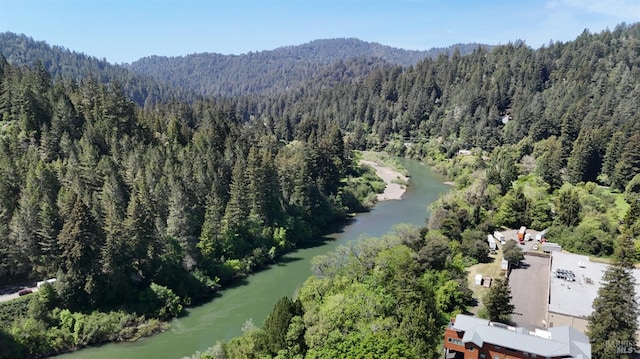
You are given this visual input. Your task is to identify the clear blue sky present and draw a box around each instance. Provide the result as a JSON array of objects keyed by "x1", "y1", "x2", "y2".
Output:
[{"x1": 1, "y1": 0, "x2": 639, "y2": 64}]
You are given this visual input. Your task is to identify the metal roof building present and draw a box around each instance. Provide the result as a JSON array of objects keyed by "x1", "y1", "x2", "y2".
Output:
[
  {"x1": 444, "y1": 314, "x2": 591, "y2": 359},
  {"x1": 547, "y1": 251, "x2": 640, "y2": 337}
]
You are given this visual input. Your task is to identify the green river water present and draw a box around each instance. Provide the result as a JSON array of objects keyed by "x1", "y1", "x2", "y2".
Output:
[{"x1": 55, "y1": 158, "x2": 448, "y2": 359}]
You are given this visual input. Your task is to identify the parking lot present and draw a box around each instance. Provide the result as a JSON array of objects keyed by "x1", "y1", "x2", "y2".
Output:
[
  {"x1": 508, "y1": 254, "x2": 550, "y2": 331},
  {"x1": 497, "y1": 228, "x2": 545, "y2": 253}
]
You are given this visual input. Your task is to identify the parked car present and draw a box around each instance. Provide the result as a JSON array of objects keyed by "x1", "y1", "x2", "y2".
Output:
[{"x1": 18, "y1": 288, "x2": 32, "y2": 296}]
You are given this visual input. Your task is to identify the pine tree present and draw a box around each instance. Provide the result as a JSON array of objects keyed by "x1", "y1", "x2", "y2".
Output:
[
  {"x1": 99, "y1": 172, "x2": 133, "y2": 303},
  {"x1": 222, "y1": 158, "x2": 250, "y2": 256},
  {"x1": 166, "y1": 177, "x2": 195, "y2": 252},
  {"x1": 587, "y1": 234, "x2": 639, "y2": 358},
  {"x1": 261, "y1": 148, "x2": 283, "y2": 226},
  {"x1": 623, "y1": 199, "x2": 640, "y2": 237},
  {"x1": 262, "y1": 297, "x2": 303, "y2": 355},
  {"x1": 198, "y1": 180, "x2": 226, "y2": 260},
  {"x1": 566, "y1": 129, "x2": 602, "y2": 184},
  {"x1": 601, "y1": 131, "x2": 625, "y2": 185},
  {"x1": 555, "y1": 188, "x2": 582, "y2": 227},
  {"x1": 535, "y1": 136, "x2": 563, "y2": 191},
  {"x1": 486, "y1": 147, "x2": 519, "y2": 196},
  {"x1": 56, "y1": 191, "x2": 104, "y2": 308},
  {"x1": 124, "y1": 178, "x2": 158, "y2": 285},
  {"x1": 483, "y1": 277, "x2": 514, "y2": 324},
  {"x1": 612, "y1": 134, "x2": 640, "y2": 191}
]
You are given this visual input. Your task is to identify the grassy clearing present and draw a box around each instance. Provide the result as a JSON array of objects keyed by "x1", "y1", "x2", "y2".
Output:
[
  {"x1": 466, "y1": 250, "x2": 506, "y2": 313},
  {"x1": 611, "y1": 189, "x2": 630, "y2": 219}
]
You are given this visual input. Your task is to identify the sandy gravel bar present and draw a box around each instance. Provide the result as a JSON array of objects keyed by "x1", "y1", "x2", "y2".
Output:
[{"x1": 360, "y1": 160, "x2": 409, "y2": 201}]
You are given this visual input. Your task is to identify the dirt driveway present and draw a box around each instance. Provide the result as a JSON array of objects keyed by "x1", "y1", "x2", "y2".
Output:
[{"x1": 508, "y1": 254, "x2": 550, "y2": 331}]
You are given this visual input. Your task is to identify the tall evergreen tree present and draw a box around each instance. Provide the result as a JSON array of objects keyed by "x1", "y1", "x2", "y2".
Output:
[
  {"x1": 587, "y1": 234, "x2": 639, "y2": 358},
  {"x1": 198, "y1": 180, "x2": 226, "y2": 260},
  {"x1": 612, "y1": 134, "x2": 640, "y2": 191},
  {"x1": 535, "y1": 136, "x2": 563, "y2": 191},
  {"x1": 555, "y1": 188, "x2": 582, "y2": 227},
  {"x1": 261, "y1": 297, "x2": 303, "y2": 355},
  {"x1": 123, "y1": 178, "x2": 158, "y2": 285},
  {"x1": 222, "y1": 158, "x2": 250, "y2": 256},
  {"x1": 486, "y1": 147, "x2": 519, "y2": 196},
  {"x1": 483, "y1": 277, "x2": 514, "y2": 324},
  {"x1": 99, "y1": 172, "x2": 133, "y2": 303},
  {"x1": 601, "y1": 131, "x2": 626, "y2": 185},
  {"x1": 566, "y1": 128, "x2": 602, "y2": 184},
  {"x1": 56, "y1": 191, "x2": 104, "y2": 308}
]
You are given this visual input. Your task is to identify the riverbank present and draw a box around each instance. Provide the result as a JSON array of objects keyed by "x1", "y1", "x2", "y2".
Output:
[
  {"x1": 360, "y1": 160, "x2": 409, "y2": 201},
  {"x1": 54, "y1": 157, "x2": 450, "y2": 359}
]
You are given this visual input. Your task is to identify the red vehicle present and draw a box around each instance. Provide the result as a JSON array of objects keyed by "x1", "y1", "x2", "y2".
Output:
[
  {"x1": 18, "y1": 288, "x2": 32, "y2": 296},
  {"x1": 517, "y1": 226, "x2": 526, "y2": 244}
]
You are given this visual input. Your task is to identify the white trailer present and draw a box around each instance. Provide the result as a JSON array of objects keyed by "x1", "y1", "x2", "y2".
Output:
[
  {"x1": 542, "y1": 243, "x2": 562, "y2": 253},
  {"x1": 494, "y1": 231, "x2": 505, "y2": 244},
  {"x1": 487, "y1": 234, "x2": 497, "y2": 250},
  {"x1": 37, "y1": 278, "x2": 57, "y2": 288}
]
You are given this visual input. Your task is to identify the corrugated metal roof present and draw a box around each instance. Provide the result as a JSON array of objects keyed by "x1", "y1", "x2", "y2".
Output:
[{"x1": 451, "y1": 314, "x2": 591, "y2": 358}]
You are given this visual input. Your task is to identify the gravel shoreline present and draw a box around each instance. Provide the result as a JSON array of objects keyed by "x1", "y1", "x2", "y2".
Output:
[{"x1": 360, "y1": 160, "x2": 409, "y2": 201}]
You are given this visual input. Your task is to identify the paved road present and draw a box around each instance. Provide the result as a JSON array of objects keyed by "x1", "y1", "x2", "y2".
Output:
[
  {"x1": 509, "y1": 254, "x2": 550, "y2": 331},
  {"x1": 0, "y1": 281, "x2": 38, "y2": 303}
]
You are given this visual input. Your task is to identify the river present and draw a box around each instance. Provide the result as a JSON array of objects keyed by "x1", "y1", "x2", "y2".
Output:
[{"x1": 55, "y1": 158, "x2": 449, "y2": 359}]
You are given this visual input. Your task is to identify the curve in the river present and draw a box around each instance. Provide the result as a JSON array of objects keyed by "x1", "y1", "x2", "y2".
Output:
[{"x1": 54, "y1": 158, "x2": 449, "y2": 359}]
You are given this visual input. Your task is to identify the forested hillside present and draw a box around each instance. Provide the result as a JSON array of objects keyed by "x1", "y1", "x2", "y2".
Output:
[
  {"x1": 241, "y1": 24, "x2": 640, "y2": 191},
  {"x1": 0, "y1": 33, "x2": 488, "y2": 103},
  {"x1": 2, "y1": 21, "x2": 640, "y2": 359},
  {"x1": 127, "y1": 39, "x2": 487, "y2": 97},
  {"x1": 0, "y1": 52, "x2": 388, "y2": 357},
  {"x1": 0, "y1": 32, "x2": 196, "y2": 106},
  {"x1": 189, "y1": 23, "x2": 640, "y2": 359}
]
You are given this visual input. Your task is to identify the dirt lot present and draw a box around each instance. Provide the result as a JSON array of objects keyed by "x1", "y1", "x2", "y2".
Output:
[{"x1": 508, "y1": 254, "x2": 550, "y2": 331}]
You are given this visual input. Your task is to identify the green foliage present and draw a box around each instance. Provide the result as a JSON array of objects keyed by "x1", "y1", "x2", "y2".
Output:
[
  {"x1": 0, "y1": 306, "x2": 167, "y2": 359},
  {"x1": 0, "y1": 296, "x2": 31, "y2": 329},
  {"x1": 306, "y1": 330, "x2": 418, "y2": 359},
  {"x1": 7, "y1": 20, "x2": 640, "y2": 358},
  {"x1": 624, "y1": 174, "x2": 640, "y2": 204},
  {"x1": 588, "y1": 236, "x2": 639, "y2": 358},
  {"x1": 198, "y1": 227, "x2": 473, "y2": 359},
  {"x1": 483, "y1": 277, "x2": 514, "y2": 324},
  {"x1": 460, "y1": 229, "x2": 490, "y2": 263},
  {"x1": 555, "y1": 187, "x2": 582, "y2": 227},
  {"x1": 417, "y1": 231, "x2": 451, "y2": 270},
  {"x1": 501, "y1": 240, "x2": 524, "y2": 267},
  {"x1": 262, "y1": 297, "x2": 303, "y2": 355},
  {"x1": 534, "y1": 136, "x2": 563, "y2": 191},
  {"x1": 494, "y1": 187, "x2": 531, "y2": 229},
  {"x1": 138, "y1": 283, "x2": 183, "y2": 321},
  {"x1": 486, "y1": 147, "x2": 519, "y2": 196}
]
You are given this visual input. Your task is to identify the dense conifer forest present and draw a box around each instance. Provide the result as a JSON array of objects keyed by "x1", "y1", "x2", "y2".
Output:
[{"x1": 1, "y1": 22, "x2": 640, "y2": 358}]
